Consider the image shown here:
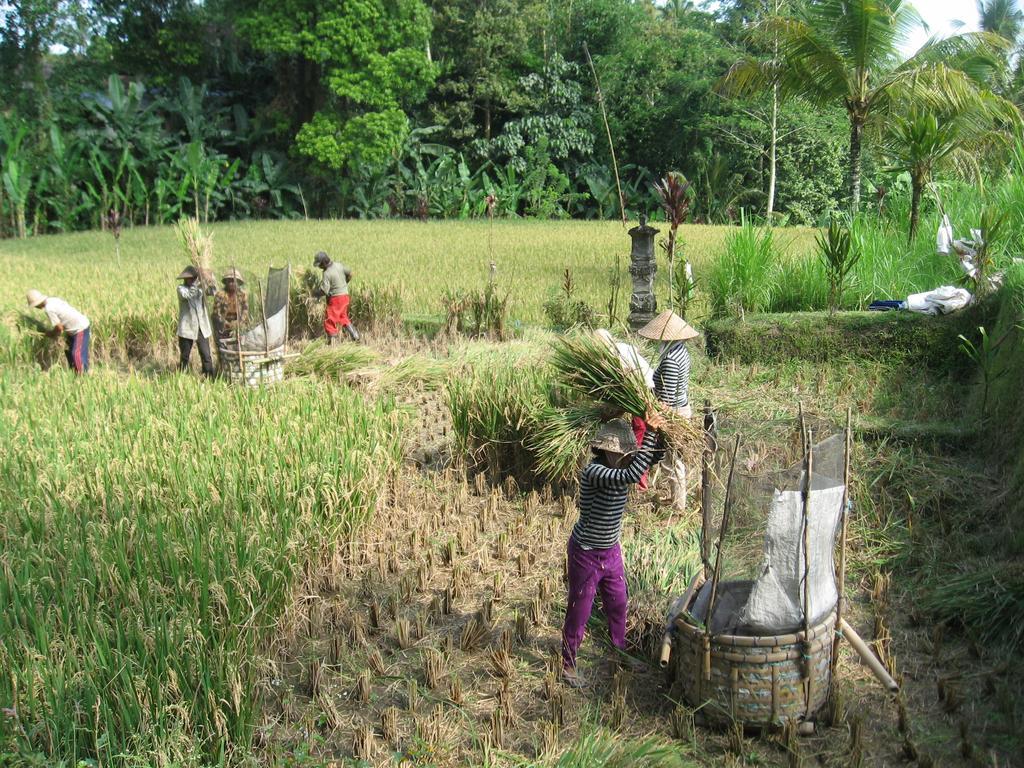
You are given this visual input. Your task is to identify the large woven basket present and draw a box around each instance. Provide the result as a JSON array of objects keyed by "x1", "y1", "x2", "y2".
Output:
[
  {"x1": 219, "y1": 355, "x2": 285, "y2": 387},
  {"x1": 670, "y1": 576, "x2": 835, "y2": 727}
]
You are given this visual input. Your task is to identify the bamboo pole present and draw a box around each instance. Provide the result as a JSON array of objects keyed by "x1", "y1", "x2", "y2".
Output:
[
  {"x1": 700, "y1": 399, "x2": 716, "y2": 579},
  {"x1": 801, "y1": 428, "x2": 814, "y2": 717},
  {"x1": 582, "y1": 41, "x2": 626, "y2": 228},
  {"x1": 831, "y1": 408, "x2": 853, "y2": 679},
  {"x1": 704, "y1": 433, "x2": 741, "y2": 681},
  {"x1": 839, "y1": 618, "x2": 899, "y2": 692}
]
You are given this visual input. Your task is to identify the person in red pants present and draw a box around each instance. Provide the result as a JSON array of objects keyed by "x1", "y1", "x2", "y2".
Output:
[
  {"x1": 561, "y1": 411, "x2": 666, "y2": 688},
  {"x1": 313, "y1": 251, "x2": 359, "y2": 344}
]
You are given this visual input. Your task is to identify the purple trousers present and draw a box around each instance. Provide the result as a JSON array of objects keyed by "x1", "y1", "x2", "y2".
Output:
[{"x1": 561, "y1": 536, "x2": 628, "y2": 670}]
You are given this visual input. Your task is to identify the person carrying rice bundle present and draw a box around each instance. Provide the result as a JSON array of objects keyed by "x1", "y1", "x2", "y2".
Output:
[
  {"x1": 594, "y1": 328, "x2": 655, "y2": 490},
  {"x1": 561, "y1": 411, "x2": 667, "y2": 688},
  {"x1": 176, "y1": 265, "x2": 216, "y2": 377},
  {"x1": 636, "y1": 310, "x2": 699, "y2": 511}
]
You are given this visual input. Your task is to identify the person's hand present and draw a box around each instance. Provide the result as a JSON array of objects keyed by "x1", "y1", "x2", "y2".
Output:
[{"x1": 645, "y1": 407, "x2": 667, "y2": 431}]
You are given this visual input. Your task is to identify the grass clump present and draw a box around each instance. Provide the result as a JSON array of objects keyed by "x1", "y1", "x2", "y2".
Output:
[
  {"x1": 707, "y1": 220, "x2": 778, "y2": 317},
  {"x1": 918, "y1": 562, "x2": 1024, "y2": 651}
]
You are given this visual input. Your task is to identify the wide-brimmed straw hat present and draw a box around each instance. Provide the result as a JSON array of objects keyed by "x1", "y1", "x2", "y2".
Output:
[
  {"x1": 591, "y1": 419, "x2": 638, "y2": 455},
  {"x1": 222, "y1": 268, "x2": 245, "y2": 283},
  {"x1": 26, "y1": 289, "x2": 47, "y2": 307},
  {"x1": 177, "y1": 265, "x2": 200, "y2": 280},
  {"x1": 636, "y1": 310, "x2": 699, "y2": 342}
]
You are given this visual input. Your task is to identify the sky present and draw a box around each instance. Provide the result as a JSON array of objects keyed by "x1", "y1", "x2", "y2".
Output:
[{"x1": 902, "y1": 0, "x2": 983, "y2": 56}]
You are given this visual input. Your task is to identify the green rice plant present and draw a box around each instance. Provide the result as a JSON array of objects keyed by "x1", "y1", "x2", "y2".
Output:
[
  {"x1": 847, "y1": 216, "x2": 957, "y2": 306},
  {"x1": 623, "y1": 527, "x2": 703, "y2": 599},
  {"x1": 918, "y1": 561, "x2": 1024, "y2": 651},
  {"x1": 349, "y1": 281, "x2": 404, "y2": 334},
  {"x1": 528, "y1": 402, "x2": 607, "y2": 483},
  {"x1": 0, "y1": 369, "x2": 403, "y2": 765},
  {"x1": 288, "y1": 340, "x2": 380, "y2": 378},
  {"x1": 446, "y1": 355, "x2": 552, "y2": 483},
  {"x1": 542, "y1": 726, "x2": 692, "y2": 767},
  {"x1": 707, "y1": 219, "x2": 779, "y2": 317},
  {"x1": 378, "y1": 354, "x2": 450, "y2": 392},
  {"x1": 543, "y1": 269, "x2": 597, "y2": 331},
  {"x1": 767, "y1": 256, "x2": 828, "y2": 313},
  {"x1": 550, "y1": 333, "x2": 651, "y2": 418}
]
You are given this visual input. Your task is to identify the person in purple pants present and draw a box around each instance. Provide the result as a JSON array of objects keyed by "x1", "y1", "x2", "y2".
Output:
[{"x1": 561, "y1": 411, "x2": 666, "y2": 688}]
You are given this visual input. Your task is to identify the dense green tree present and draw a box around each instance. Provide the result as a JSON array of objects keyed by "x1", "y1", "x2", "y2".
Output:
[
  {"x1": 426, "y1": 0, "x2": 546, "y2": 143},
  {"x1": 237, "y1": 0, "x2": 436, "y2": 172}
]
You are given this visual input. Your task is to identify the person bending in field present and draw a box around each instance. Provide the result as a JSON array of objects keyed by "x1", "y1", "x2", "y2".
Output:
[
  {"x1": 313, "y1": 251, "x2": 359, "y2": 344},
  {"x1": 637, "y1": 310, "x2": 699, "y2": 511},
  {"x1": 213, "y1": 269, "x2": 249, "y2": 339},
  {"x1": 176, "y1": 265, "x2": 216, "y2": 377},
  {"x1": 26, "y1": 289, "x2": 91, "y2": 374},
  {"x1": 561, "y1": 412, "x2": 666, "y2": 688}
]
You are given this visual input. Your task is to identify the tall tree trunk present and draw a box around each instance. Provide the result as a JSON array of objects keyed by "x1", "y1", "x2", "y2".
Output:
[
  {"x1": 849, "y1": 117, "x2": 864, "y2": 215},
  {"x1": 767, "y1": 82, "x2": 778, "y2": 222},
  {"x1": 908, "y1": 175, "x2": 922, "y2": 244}
]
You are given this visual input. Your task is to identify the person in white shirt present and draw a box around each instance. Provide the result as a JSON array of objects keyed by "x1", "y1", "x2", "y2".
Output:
[
  {"x1": 176, "y1": 265, "x2": 216, "y2": 377},
  {"x1": 26, "y1": 289, "x2": 91, "y2": 374}
]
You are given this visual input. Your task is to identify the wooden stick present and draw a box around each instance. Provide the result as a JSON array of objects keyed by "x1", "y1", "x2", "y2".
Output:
[
  {"x1": 831, "y1": 408, "x2": 853, "y2": 679},
  {"x1": 704, "y1": 433, "x2": 740, "y2": 680},
  {"x1": 801, "y1": 428, "x2": 814, "y2": 716},
  {"x1": 839, "y1": 618, "x2": 899, "y2": 692},
  {"x1": 700, "y1": 400, "x2": 716, "y2": 579},
  {"x1": 582, "y1": 41, "x2": 626, "y2": 227}
]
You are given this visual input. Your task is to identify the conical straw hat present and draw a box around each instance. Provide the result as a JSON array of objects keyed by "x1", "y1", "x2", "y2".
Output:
[{"x1": 636, "y1": 310, "x2": 699, "y2": 341}]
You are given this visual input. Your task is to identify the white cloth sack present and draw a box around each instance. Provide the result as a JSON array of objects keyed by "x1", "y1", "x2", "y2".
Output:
[
  {"x1": 220, "y1": 308, "x2": 287, "y2": 356},
  {"x1": 905, "y1": 286, "x2": 972, "y2": 316},
  {"x1": 936, "y1": 215, "x2": 953, "y2": 255},
  {"x1": 739, "y1": 477, "x2": 845, "y2": 633}
]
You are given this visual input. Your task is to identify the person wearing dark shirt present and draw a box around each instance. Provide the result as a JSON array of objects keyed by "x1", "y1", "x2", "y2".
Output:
[
  {"x1": 638, "y1": 310, "x2": 700, "y2": 511},
  {"x1": 561, "y1": 412, "x2": 666, "y2": 687}
]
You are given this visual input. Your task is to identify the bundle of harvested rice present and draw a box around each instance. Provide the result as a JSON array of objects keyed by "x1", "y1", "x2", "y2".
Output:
[
  {"x1": 175, "y1": 217, "x2": 214, "y2": 284},
  {"x1": 549, "y1": 333, "x2": 702, "y2": 467},
  {"x1": 528, "y1": 402, "x2": 606, "y2": 482}
]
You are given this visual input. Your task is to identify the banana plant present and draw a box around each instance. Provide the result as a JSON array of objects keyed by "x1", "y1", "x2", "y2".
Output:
[{"x1": 2, "y1": 158, "x2": 32, "y2": 238}]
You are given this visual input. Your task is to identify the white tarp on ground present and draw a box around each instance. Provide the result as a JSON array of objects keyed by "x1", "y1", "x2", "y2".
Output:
[
  {"x1": 905, "y1": 285, "x2": 972, "y2": 316},
  {"x1": 739, "y1": 473, "x2": 845, "y2": 633}
]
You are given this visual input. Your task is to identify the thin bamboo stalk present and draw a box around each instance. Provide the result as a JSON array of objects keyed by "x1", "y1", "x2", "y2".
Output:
[
  {"x1": 700, "y1": 400, "x2": 716, "y2": 579},
  {"x1": 831, "y1": 408, "x2": 853, "y2": 680},
  {"x1": 801, "y1": 428, "x2": 814, "y2": 716},
  {"x1": 704, "y1": 433, "x2": 741, "y2": 681},
  {"x1": 582, "y1": 41, "x2": 626, "y2": 227}
]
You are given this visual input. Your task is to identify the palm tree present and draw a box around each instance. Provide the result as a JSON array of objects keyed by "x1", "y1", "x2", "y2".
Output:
[
  {"x1": 978, "y1": 0, "x2": 1023, "y2": 42},
  {"x1": 885, "y1": 111, "x2": 964, "y2": 242},
  {"x1": 977, "y1": 0, "x2": 1023, "y2": 92},
  {"x1": 884, "y1": 99, "x2": 1014, "y2": 241},
  {"x1": 723, "y1": 0, "x2": 1011, "y2": 214}
]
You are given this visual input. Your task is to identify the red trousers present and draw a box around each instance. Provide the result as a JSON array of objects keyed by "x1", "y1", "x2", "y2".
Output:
[{"x1": 324, "y1": 294, "x2": 351, "y2": 336}]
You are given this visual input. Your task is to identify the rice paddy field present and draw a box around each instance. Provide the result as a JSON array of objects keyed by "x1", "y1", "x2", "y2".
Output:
[
  {"x1": 0, "y1": 219, "x2": 817, "y2": 336},
  {"x1": 1, "y1": 222, "x2": 1022, "y2": 768}
]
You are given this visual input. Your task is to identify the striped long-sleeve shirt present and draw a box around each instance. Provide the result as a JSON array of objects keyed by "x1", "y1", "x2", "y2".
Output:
[
  {"x1": 572, "y1": 431, "x2": 662, "y2": 549},
  {"x1": 653, "y1": 342, "x2": 691, "y2": 409}
]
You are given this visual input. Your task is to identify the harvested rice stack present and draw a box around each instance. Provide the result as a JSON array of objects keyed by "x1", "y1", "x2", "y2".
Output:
[{"x1": 548, "y1": 333, "x2": 703, "y2": 469}]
